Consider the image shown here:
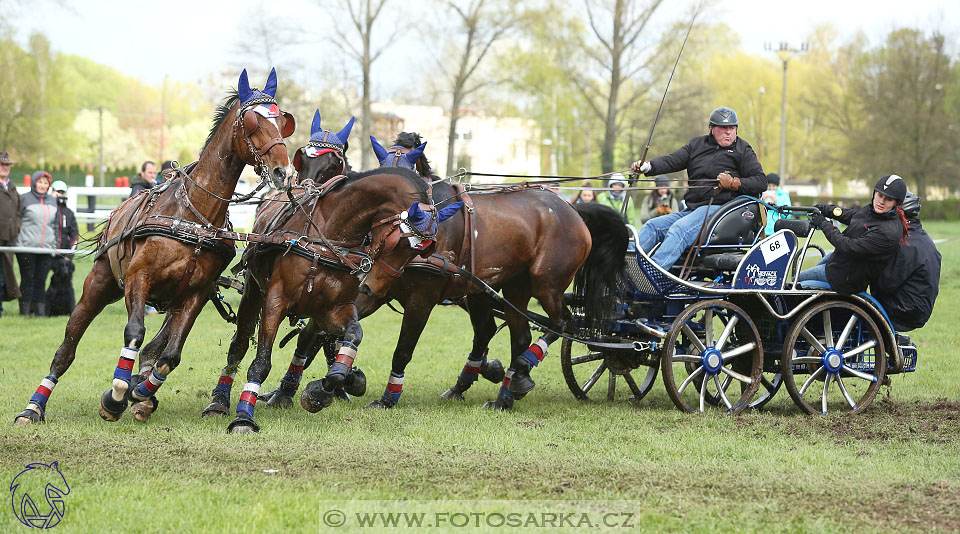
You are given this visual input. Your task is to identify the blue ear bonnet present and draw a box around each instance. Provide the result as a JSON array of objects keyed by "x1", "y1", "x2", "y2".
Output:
[
  {"x1": 371, "y1": 136, "x2": 427, "y2": 169},
  {"x1": 308, "y1": 112, "x2": 355, "y2": 149},
  {"x1": 237, "y1": 68, "x2": 278, "y2": 105},
  {"x1": 407, "y1": 200, "x2": 463, "y2": 236}
]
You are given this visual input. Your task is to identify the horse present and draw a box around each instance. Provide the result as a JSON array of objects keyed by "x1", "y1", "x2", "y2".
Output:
[
  {"x1": 200, "y1": 115, "x2": 461, "y2": 433},
  {"x1": 14, "y1": 68, "x2": 295, "y2": 425},
  {"x1": 259, "y1": 132, "x2": 628, "y2": 411}
]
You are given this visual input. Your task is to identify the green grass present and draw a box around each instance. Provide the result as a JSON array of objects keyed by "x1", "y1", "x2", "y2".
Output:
[{"x1": 1, "y1": 223, "x2": 959, "y2": 533}]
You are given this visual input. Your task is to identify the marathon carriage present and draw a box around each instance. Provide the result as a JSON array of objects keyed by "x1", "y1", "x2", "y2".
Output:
[{"x1": 560, "y1": 197, "x2": 918, "y2": 414}]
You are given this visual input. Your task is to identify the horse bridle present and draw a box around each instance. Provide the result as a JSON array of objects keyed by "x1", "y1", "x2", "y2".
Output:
[
  {"x1": 294, "y1": 131, "x2": 347, "y2": 179},
  {"x1": 363, "y1": 204, "x2": 439, "y2": 281},
  {"x1": 234, "y1": 96, "x2": 289, "y2": 184}
]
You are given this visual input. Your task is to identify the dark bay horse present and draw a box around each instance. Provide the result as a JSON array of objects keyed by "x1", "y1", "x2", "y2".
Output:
[
  {"x1": 200, "y1": 117, "x2": 460, "y2": 433},
  {"x1": 261, "y1": 133, "x2": 628, "y2": 411},
  {"x1": 14, "y1": 69, "x2": 295, "y2": 425}
]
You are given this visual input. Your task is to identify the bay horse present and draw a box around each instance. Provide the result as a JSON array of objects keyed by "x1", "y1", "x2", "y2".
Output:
[
  {"x1": 260, "y1": 132, "x2": 628, "y2": 411},
  {"x1": 14, "y1": 69, "x2": 295, "y2": 425},
  {"x1": 200, "y1": 114, "x2": 460, "y2": 433}
]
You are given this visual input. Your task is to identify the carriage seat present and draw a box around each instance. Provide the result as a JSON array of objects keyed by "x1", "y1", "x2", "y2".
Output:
[
  {"x1": 774, "y1": 217, "x2": 811, "y2": 237},
  {"x1": 692, "y1": 198, "x2": 763, "y2": 249}
]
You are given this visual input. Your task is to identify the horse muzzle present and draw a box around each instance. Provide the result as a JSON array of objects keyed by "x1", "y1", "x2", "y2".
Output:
[{"x1": 269, "y1": 165, "x2": 294, "y2": 190}]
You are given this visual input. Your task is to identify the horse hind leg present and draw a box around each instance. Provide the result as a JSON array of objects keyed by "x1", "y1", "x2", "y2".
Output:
[
  {"x1": 509, "y1": 285, "x2": 567, "y2": 401},
  {"x1": 16, "y1": 258, "x2": 122, "y2": 425},
  {"x1": 202, "y1": 283, "x2": 263, "y2": 417},
  {"x1": 301, "y1": 306, "x2": 365, "y2": 413},
  {"x1": 442, "y1": 295, "x2": 504, "y2": 401},
  {"x1": 259, "y1": 320, "x2": 325, "y2": 408},
  {"x1": 228, "y1": 296, "x2": 286, "y2": 433}
]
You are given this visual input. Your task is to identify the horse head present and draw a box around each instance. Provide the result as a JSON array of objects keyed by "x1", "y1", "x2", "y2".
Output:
[
  {"x1": 294, "y1": 111, "x2": 355, "y2": 184},
  {"x1": 370, "y1": 135, "x2": 427, "y2": 173},
  {"x1": 234, "y1": 68, "x2": 296, "y2": 190},
  {"x1": 359, "y1": 188, "x2": 462, "y2": 298}
]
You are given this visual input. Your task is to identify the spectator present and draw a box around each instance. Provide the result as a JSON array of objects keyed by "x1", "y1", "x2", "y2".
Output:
[
  {"x1": 599, "y1": 174, "x2": 631, "y2": 224},
  {"x1": 14, "y1": 171, "x2": 57, "y2": 316},
  {"x1": 0, "y1": 151, "x2": 22, "y2": 317},
  {"x1": 572, "y1": 181, "x2": 597, "y2": 204},
  {"x1": 45, "y1": 181, "x2": 79, "y2": 316},
  {"x1": 760, "y1": 173, "x2": 791, "y2": 236},
  {"x1": 631, "y1": 107, "x2": 766, "y2": 268},
  {"x1": 871, "y1": 191, "x2": 941, "y2": 331},
  {"x1": 640, "y1": 175, "x2": 680, "y2": 224},
  {"x1": 129, "y1": 160, "x2": 158, "y2": 198}
]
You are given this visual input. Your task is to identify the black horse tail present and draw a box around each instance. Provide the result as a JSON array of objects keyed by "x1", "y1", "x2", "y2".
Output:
[{"x1": 572, "y1": 203, "x2": 629, "y2": 325}]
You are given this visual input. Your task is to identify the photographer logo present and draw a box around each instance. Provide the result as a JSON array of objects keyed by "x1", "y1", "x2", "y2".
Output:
[{"x1": 9, "y1": 462, "x2": 70, "y2": 529}]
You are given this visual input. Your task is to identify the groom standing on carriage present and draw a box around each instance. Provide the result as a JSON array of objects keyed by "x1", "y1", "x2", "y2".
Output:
[{"x1": 631, "y1": 106, "x2": 766, "y2": 269}]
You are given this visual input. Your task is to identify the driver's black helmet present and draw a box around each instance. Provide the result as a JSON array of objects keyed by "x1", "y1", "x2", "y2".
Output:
[
  {"x1": 709, "y1": 107, "x2": 738, "y2": 127},
  {"x1": 902, "y1": 190, "x2": 921, "y2": 220}
]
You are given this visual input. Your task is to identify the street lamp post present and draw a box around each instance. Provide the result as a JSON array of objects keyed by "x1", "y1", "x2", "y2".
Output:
[{"x1": 764, "y1": 41, "x2": 808, "y2": 185}]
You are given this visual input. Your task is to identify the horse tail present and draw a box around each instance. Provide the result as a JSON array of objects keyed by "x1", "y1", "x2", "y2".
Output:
[{"x1": 572, "y1": 203, "x2": 628, "y2": 325}]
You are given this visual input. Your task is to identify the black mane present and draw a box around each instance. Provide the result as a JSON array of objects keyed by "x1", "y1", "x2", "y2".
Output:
[
  {"x1": 202, "y1": 89, "x2": 240, "y2": 154},
  {"x1": 393, "y1": 131, "x2": 436, "y2": 179},
  {"x1": 345, "y1": 166, "x2": 430, "y2": 200}
]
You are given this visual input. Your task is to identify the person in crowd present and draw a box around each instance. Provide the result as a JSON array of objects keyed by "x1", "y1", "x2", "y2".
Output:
[
  {"x1": 45, "y1": 181, "x2": 79, "y2": 316},
  {"x1": 599, "y1": 174, "x2": 631, "y2": 224},
  {"x1": 129, "y1": 160, "x2": 158, "y2": 198},
  {"x1": 639, "y1": 175, "x2": 680, "y2": 224},
  {"x1": 760, "y1": 172, "x2": 791, "y2": 235},
  {"x1": 796, "y1": 174, "x2": 910, "y2": 294},
  {"x1": 0, "y1": 151, "x2": 22, "y2": 317},
  {"x1": 870, "y1": 191, "x2": 941, "y2": 331},
  {"x1": 14, "y1": 171, "x2": 58, "y2": 316},
  {"x1": 572, "y1": 181, "x2": 597, "y2": 204},
  {"x1": 631, "y1": 107, "x2": 766, "y2": 268}
]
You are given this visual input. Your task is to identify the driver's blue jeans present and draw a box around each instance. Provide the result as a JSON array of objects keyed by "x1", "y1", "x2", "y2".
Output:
[{"x1": 637, "y1": 205, "x2": 722, "y2": 268}]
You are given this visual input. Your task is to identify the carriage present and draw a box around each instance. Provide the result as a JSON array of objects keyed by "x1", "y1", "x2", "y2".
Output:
[{"x1": 560, "y1": 196, "x2": 918, "y2": 414}]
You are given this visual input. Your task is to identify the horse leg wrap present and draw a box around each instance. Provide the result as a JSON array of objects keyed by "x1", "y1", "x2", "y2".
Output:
[
  {"x1": 510, "y1": 337, "x2": 548, "y2": 397},
  {"x1": 131, "y1": 369, "x2": 166, "y2": 401},
  {"x1": 457, "y1": 352, "x2": 486, "y2": 390},
  {"x1": 382, "y1": 372, "x2": 404, "y2": 406},
  {"x1": 111, "y1": 347, "x2": 138, "y2": 402},
  {"x1": 482, "y1": 369, "x2": 515, "y2": 411},
  {"x1": 18, "y1": 375, "x2": 58, "y2": 423},
  {"x1": 324, "y1": 342, "x2": 357, "y2": 388},
  {"x1": 228, "y1": 382, "x2": 262, "y2": 433},
  {"x1": 202, "y1": 371, "x2": 235, "y2": 417},
  {"x1": 278, "y1": 352, "x2": 308, "y2": 392}
]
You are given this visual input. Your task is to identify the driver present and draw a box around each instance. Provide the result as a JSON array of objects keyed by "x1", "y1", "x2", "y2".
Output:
[{"x1": 631, "y1": 107, "x2": 766, "y2": 268}]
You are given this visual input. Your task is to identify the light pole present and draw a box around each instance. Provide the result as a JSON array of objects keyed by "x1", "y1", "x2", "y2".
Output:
[{"x1": 764, "y1": 41, "x2": 808, "y2": 184}]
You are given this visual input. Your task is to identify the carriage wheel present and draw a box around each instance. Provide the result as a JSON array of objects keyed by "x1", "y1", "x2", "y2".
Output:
[
  {"x1": 747, "y1": 372, "x2": 782, "y2": 410},
  {"x1": 661, "y1": 300, "x2": 763, "y2": 414},
  {"x1": 781, "y1": 301, "x2": 885, "y2": 415},
  {"x1": 560, "y1": 338, "x2": 658, "y2": 402}
]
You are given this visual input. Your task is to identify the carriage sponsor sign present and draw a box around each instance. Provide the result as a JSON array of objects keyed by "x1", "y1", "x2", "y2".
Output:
[
  {"x1": 733, "y1": 230, "x2": 797, "y2": 290},
  {"x1": 318, "y1": 500, "x2": 640, "y2": 530}
]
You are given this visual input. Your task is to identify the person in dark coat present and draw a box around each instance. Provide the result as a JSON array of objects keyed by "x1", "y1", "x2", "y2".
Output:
[
  {"x1": 631, "y1": 107, "x2": 766, "y2": 268},
  {"x1": 128, "y1": 160, "x2": 158, "y2": 198},
  {"x1": 870, "y1": 191, "x2": 940, "y2": 331},
  {"x1": 45, "y1": 180, "x2": 79, "y2": 316},
  {"x1": 0, "y1": 151, "x2": 22, "y2": 316},
  {"x1": 15, "y1": 171, "x2": 58, "y2": 316},
  {"x1": 797, "y1": 174, "x2": 910, "y2": 294}
]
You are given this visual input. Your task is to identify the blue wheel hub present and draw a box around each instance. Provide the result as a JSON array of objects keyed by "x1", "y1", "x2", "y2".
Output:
[
  {"x1": 701, "y1": 347, "x2": 723, "y2": 375},
  {"x1": 821, "y1": 348, "x2": 844, "y2": 373}
]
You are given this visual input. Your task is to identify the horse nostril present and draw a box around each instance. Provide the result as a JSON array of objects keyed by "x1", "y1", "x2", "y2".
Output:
[
  {"x1": 359, "y1": 284, "x2": 372, "y2": 297},
  {"x1": 273, "y1": 167, "x2": 286, "y2": 182}
]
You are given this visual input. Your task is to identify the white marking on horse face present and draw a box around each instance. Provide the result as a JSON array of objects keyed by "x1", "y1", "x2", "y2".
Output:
[
  {"x1": 474, "y1": 230, "x2": 478, "y2": 239},
  {"x1": 267, "y1": 117, "x2": 279, "y2": 131},
  {"x1": 548, "y1": 208, "x2": 554, "y2": 214}
]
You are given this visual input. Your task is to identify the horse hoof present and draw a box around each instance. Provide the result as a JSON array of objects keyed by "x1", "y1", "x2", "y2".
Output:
[
  {"x1": 13, "y1": 409, "x2": 44, "y2": 426},
  {"x1": 439, "y1": 388, "x2": 465, "y2": 401},
  {"x1": 227, "y1": 415, "x2": 260, "y2": 434},
  {"x1": 300, "y1": 381, "x2": 334, "y2": 413},
  {"x1": 130, "y1": 397, "x2": 159, "y2": 423},
  {"x1": 481, "y1": 359, "x2": 505, "y2": 383},
  {"x1": 363, "y1": 398, "x2": 394, "y2": 409},
  {"x1": 482, "y1": 392, "x2": 514, "y2": 411},
  {"x1": 334, "y1": 388, "x2": 351, "y2": 402},
  {"x1": 264, "y1": 391, "x2": 295, "y2": 408},
  {"x1": 342, "y1": 368, "x2": 366, "y2": 397},
  {"x1": 508, "y1": 373, "x2": 535, "y2": 397},
  {"x1": 201, "y1": 401, "x2": 230, "y2": 417},
  {"x1": 99, "y1": 390, "x2": 127, "y2": 422}
]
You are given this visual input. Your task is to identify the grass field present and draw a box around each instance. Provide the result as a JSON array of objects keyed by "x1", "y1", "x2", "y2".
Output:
[{"x1": 1, "y1": 222, "x2": 958, "y2": 533}]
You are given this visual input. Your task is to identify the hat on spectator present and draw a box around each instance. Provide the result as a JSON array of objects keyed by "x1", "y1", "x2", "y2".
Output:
[
  {"x1": 654, "y1": 175, "x2": 670, "y2": 187},
  {"x1": 51, "y1": 180, "x2": 68, "y2": 192},
  {"x1": 767, "y1": 173, "x2": 780, "y2": 186},
  {"x1": 0, "y1": 152, "x2": 13, "y2": 165}
]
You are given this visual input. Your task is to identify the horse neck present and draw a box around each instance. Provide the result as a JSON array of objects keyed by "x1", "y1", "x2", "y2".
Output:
[
  {"x1": 319, "y1": 176, "x2": 410, "y2": 244},
  {"x1": 189, "y1": 107, "x2": 246, "y2": 226}
]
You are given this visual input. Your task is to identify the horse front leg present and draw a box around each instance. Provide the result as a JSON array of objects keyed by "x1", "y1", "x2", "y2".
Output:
[
  {"x1": 202, "y1": 282, "x2": 264, "y2": 417},
  {"x1": 99, "y1": 273, "x2": 153, "y2": 422},
  {"x1": 126, "y1": 292, "x2": 207, "y2": 423},
  {"x1": 15, "y1": 259, "x2": 122, "y2": 425},
  {"x1": 441, "y1": 294, "x2": 505, "y2": 401},
  {"x1": 301, "y1": 304, "x2": 365, "y2": 413},
  {"x1": 483, "y1": 283, "x2": 533, "y2": 411},
  {"x1": 364, "y1": 297, "x2": 437, "y2": 409},
  {"x1": 227, "y1": 291, "x2": 284, "y2": 433}
]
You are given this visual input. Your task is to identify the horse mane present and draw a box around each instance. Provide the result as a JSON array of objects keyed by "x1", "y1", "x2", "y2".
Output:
[
  {"x1": 343, "y1": 166, "x2": 430, "y2": 200},
  {"x1": 393, "y1": 131, "x2": 435, "y2": 179},
  {"x1": 202, "y1": 89, "x2": 240, "y2": 154}
]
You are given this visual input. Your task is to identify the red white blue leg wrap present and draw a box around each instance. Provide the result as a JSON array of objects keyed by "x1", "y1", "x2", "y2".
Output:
[
  {"x1": 132, "y1": 369, "x2": 166, "y2": 401},
  {"x1": 236, "y1": 381, "x2": 261, "y2": 418},
  {"x1": 518, "y1": 337, "x2": 549, "y2": 370},
  {"x1": 26, "y1": 375, "x2": 58, "y2": 416},
  {"x1": 327, "y1": 342, "x2": 357, "y2": 377},
  {"x1": 381, "y1": 372, "x2": 404, "y2": 405},
  {"x1": 457, "y1": 351, "x2": 487, "y2": 386},
  {"x1": 213, "y1": 370, "x2": 236, "y2": 398},
  {"x1": 499, "y1": 368, "x2": 515, "y2": 400},
  {"x1": 278, "y1": 351, "x2": 308, "y2": 391}
]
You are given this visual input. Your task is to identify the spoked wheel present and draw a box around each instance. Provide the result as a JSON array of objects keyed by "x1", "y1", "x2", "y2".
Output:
[
  {"x1": 781, "y1": 300, "x2": 885, "y2": 415},
  {"x1": 747, "y1": 371, "x2": 782, "y2": 410},
  {"x1": 661, "y1": 300, "x2": 763, "y2": 414},
  {"x1": 560, "y1": 338, "x2": 659, "y2": 402}
]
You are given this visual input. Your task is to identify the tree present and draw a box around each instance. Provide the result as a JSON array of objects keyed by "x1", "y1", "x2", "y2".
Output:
[
  {"x1": 850, "y1": 29, "x2": 957, "y2": 197},
  {"x1": 328, "y1": 0, "x2": 398, "y2": 170},
  {"x1": 436, "y1": 0, "x2": 521, "y2": 177}
]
